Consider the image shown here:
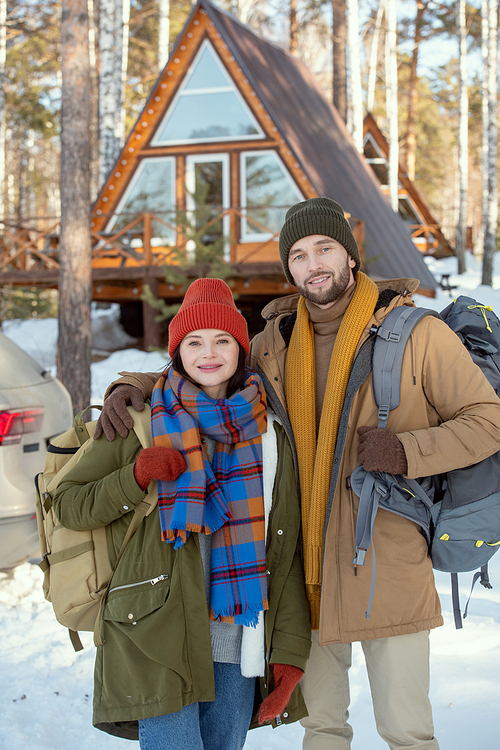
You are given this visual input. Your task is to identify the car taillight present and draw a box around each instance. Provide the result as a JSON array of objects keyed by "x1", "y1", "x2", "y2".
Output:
[{"x1": 0, "y1": 408, "x2": 44, "y2": 445}]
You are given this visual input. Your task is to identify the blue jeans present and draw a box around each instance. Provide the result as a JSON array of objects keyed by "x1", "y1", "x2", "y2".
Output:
[{"x1": 138, "y1": 662, "x2": 256, "y2": 750}]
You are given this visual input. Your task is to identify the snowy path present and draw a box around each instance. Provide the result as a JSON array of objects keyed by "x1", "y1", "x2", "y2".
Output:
[{"x1": 2, "y1": 559, "x2": 500, "y2": 750}]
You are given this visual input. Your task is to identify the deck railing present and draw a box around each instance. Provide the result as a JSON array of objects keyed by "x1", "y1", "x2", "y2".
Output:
[{"x1": 0, "y1": 207, "x2": 366, "y2": 275}]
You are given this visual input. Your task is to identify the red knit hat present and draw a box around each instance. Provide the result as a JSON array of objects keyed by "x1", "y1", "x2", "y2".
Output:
[{"x1": 168, "y1": 278, "x2": 250, "y2": 356}]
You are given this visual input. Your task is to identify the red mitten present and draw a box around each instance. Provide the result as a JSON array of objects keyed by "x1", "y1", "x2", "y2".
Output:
[
  {"x1": 357, "y1": 426, "x2": 408, "y2": 474},
  {"x1": 134, "y1": 447, "x2": 187, "y2": 490},
  {"x1": 258, "y1": 664, "x2": 304, "y2": 724}
]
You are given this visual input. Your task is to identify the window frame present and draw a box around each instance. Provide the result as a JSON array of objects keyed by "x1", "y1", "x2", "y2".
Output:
[
  {"x1": 151, "y1": 40, "x2": 265, "y2": 147},
  {"x1": 239, "y1": 149, "x2": 304, "y2": 242},
  {"x1": 105, "y1": 155, "x2": 177, "y2": 246},
  {"x1": 185, "y1": 152, "x2": 231, "y2": 261}
]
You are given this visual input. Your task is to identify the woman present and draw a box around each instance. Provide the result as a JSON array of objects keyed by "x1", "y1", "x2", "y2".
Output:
[{"x1": 53, "y1": 278, "x2": 310, "y2": 749}]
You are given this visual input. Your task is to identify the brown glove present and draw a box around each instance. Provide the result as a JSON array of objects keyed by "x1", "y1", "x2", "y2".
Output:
[
  {"x1": 258, "y1": 664, "x2": 304, "y2": 725},
  {"x1": 94, "y1": 385, "x2": 146, "y2": 441},
  {"x1": 357, "y1": 426, "x2": 408, "y2": 475},
  {"x1": 133, "y1": 446, "x2": 187, "y2": 490}
]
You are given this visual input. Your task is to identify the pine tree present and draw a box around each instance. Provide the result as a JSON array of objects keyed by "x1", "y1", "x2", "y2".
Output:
[
  {"x1": 331, "y1": 0, "x2": 347, "y2": 121},
  {"x1": 58, "y1": 0, "x2": 92, "y2": 413},
  {"x1": 406, "y1": 0, "x2": 428, "y2": 182},
  {"x1": 347, "y1": 0, "x2": 363, "y2": 151},
  {"x1": 0, "y1": 0, "x2": 6, "y2": 220}
]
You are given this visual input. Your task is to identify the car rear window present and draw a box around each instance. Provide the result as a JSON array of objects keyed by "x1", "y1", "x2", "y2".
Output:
[{"x1": 0, "y1": 332, "x2": 51, "y2": 388}]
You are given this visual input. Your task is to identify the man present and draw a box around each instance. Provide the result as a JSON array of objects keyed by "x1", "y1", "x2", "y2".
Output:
[{"x1": 96, "y1": 197, "x2": 500, "y2": 749}]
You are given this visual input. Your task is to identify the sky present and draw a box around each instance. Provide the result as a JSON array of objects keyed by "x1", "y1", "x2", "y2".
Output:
[{"x1": 1, "y1": 251, "x2": 500, "y2": 749}]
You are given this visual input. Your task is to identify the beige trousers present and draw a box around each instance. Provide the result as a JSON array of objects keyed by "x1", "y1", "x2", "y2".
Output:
[{"x1": 300, "y1": 630, "x2": 439, "y2": 750}]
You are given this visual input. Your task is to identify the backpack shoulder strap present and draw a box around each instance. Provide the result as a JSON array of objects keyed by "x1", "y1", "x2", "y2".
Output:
[
  {"x1": 129, "y1": 403, "x2": 157, "y2": 516},
  {"x1": 373, "y1": 307, "x2": 440, "y2": 428},
  {"x1": 73, "y1": 405, "x2": 103, "y2": 445},
  {"x1": 129, "y1": 403, "x2": 153, "y2": 449}
]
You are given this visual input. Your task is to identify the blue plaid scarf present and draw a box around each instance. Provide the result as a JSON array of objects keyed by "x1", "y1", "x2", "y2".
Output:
[{"x1": 151, "y1": 367, "x2": 268, "y2": 626}]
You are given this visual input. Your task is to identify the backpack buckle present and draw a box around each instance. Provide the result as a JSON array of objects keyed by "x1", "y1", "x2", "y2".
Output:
[
  {"x1": 353, "y1": 547, "x2": 367, "y2": 566},
  {"x1": 387, "y1": 331, "x2": 401, "y2": 342},
  {"x1": 378, "y1": 405, "x2": 390, "y2": 423},
  {"x1": 377, "y1": 328, "x2": 401, "y2": 342}
]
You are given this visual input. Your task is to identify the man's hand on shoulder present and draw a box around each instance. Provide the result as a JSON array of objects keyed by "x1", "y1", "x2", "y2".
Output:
[
  {"x1": 94, "y1": 385, "x2": 146, "y2": 442},
  {"x1": 357, "y1": 426, "x2": 408, "y2": 475}
]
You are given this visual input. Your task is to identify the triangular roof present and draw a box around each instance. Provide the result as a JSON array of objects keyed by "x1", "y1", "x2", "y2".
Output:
[{"x1": 93, "y1": 0, "x2": 436, "y2": 293}]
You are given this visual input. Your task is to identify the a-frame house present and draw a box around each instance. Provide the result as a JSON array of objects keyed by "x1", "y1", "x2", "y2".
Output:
[
  {"x1": 363, "y1": 113, "x2": 454, "y2": 258},
  {"x1": 92, "y1": 0, "x2": 437, "y2": 346}
]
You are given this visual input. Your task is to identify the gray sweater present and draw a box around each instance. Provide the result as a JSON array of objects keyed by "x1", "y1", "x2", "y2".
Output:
[{"x1": 198, "y1": 435, "x2": 243, "y2": 665}]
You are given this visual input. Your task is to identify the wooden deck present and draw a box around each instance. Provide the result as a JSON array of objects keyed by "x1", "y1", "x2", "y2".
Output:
[
  {"x1": 1, "y1": 209, "x2": 327, "y2": 346},
  {"x1": 0, "y1": 208, "x2": 366, "y2": 301}
]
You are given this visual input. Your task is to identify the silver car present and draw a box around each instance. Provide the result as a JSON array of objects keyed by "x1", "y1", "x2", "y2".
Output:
[{"x1": 0, "y1": 331, "x2": 72, "y2": 569}]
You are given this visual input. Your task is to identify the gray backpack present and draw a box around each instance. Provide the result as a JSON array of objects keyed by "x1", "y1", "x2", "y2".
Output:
[{"x1": 352, "y1": 297, "x2": 500, "y2": 628}]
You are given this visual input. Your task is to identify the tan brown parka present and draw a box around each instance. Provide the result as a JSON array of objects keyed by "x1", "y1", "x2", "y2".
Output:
[{"x1": 248, "y1": 278, "x2": 500, "y2": 645}]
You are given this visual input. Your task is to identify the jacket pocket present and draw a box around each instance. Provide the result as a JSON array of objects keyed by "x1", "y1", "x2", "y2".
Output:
[{"x1": 103, "y1": 575, "x2": 170, "y2": 623}]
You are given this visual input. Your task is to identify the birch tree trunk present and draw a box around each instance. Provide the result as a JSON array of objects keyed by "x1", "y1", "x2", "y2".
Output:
[
  {"x1": 88, "y1": 0, "x2": 99, "y2": 201},
  {"x1": 482, "y1": 0, "x2": 498, "y2": 286},
  {"x1": 114, "y1": 0, "x2": 130, "y2": 149},
  {"x1": 331, "y1": 0, "x2": 347, "y2": 122},
  {"x1": 385, "y1": 0, "x2": 399, "y2": 211},
  {"x1": 456, "y1": 0, "x2": 468, "y2": 274},
  {"x1": 238, "y1": 0, "x2": 253, "y2": 24},
  {"x1": 367, "y1": 1, "x2": 384, "y2": 114},
  {"x1": 158, "y1": 0, "x2": 170, "y2": 70},
  {"x1": 406, "y1": 0, "x2": 426, "y2": 182},
  {"x1": 475, "y1": 0, "x2": 489, "y2": 256},
  {"x1": 58, "y1": 0, "x2": 92, "y2": 414},
  {"x1": 99, "y1": 0, "x2": 117, "y2": 186},
  {"x1": 0, "y1": 0, "x2": 6, "y2": 223},
  {"x1": 347, "y1": 0, "x2": 363, "y2": 152}
]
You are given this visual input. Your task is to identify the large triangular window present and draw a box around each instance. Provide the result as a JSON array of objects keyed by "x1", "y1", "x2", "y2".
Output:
[{"x1": 152, "y1": 40, "x2": 264, "y2": 146}]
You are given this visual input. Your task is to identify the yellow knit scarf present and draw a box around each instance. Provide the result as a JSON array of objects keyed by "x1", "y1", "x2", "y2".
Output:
[{"x1": 286, "y1": 272, "x2": 379, "y2": 629}]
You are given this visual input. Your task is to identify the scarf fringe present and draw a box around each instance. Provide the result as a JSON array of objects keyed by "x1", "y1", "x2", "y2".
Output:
[
  {"x1": 162, "y1": 522, "x2": 212, "y2": 547},
  {"x1": 210, "y1": 599, "x2": 269, "y2": 628}
]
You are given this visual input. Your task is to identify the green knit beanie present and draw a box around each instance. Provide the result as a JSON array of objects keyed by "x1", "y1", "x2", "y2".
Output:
[{"x1": 279, "y1": 197, "x2": 361, "y2": 285}]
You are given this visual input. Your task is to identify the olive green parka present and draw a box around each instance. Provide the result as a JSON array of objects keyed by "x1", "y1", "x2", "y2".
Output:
[{"x1": 53, "y1": 411, "x2": 311, "y2": 741}]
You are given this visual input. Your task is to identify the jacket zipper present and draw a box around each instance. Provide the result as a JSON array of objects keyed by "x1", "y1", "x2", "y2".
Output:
[
  {"x1": 109, "y1": 574, "x2": 169, "y2": 594},
  {"x1": 266, "y1": 426, "x2": 286, "y2": 542}
]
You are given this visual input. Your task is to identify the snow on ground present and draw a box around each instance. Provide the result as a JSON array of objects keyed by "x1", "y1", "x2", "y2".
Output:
[{"x1": 2, "y1": 253, "x2": 500, "y2": 750}]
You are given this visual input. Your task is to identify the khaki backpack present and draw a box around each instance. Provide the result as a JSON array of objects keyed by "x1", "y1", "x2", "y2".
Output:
[{"x1": 35, "y1": 404, "x2": 157, "y2": 651}]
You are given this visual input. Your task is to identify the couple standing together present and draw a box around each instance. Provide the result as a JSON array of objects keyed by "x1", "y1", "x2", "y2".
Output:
[{"x1": 54, "y1": 197, "x2": 500, "y2": 750}]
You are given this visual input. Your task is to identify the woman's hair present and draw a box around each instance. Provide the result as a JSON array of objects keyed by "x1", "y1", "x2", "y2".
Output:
[{"x1": 170, "y1": 342, "x2": 247, "y2": 398}]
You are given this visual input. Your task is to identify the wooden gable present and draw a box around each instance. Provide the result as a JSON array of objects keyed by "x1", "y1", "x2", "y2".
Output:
[
  {"x1": 91, "y1": 1, "x2": 316, "y2": 270},
  {"x1": 363, "y1": 113, "x2": 454, "y2": 259}
]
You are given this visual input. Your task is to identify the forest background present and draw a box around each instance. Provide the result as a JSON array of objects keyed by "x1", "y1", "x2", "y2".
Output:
[{"x1": 2, "y1": 0, "x2": 498, "y2": 249}]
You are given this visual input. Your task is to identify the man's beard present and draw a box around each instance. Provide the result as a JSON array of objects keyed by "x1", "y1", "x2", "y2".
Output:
[{"x1": 295, "y1": 257, "x2": 352, "y2": 306}]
